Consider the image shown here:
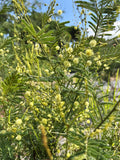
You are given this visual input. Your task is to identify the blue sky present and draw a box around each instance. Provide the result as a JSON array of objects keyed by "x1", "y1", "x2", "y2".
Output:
[
  {"x1": 53, "y1": 0, "x2": 80, "y2": 26},
  {"x1": 31, "y1": 0, "x2": 81, "y2": 26}
]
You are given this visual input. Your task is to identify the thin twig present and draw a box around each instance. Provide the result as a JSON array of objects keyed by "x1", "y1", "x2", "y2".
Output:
[{"x1": 94, "y1": 99, "x2": 120, "y2": 132}]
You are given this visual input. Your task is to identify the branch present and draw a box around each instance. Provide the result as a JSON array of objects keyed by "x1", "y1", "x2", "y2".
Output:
[{"x1": 94, "y1": 99, "x2": 120, "y2": 132}]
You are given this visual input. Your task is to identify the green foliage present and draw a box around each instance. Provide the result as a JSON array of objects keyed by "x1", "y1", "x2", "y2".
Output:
[
  {"x1": 75, "y1": 0, "x2": 120, "y2": 38},
  {"x1": 0, "y1": 0, "x2": 120, "y2": 160}
]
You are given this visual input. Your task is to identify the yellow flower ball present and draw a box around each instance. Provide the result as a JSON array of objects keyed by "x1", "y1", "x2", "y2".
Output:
[
  {"x1": 15, "y1": 119, "x2": 22, "y2": 125},
  {"x1": 55, "y1": 94, "x2": 61, "y2": 102},
  {"x1": 96, "y1": 60, "x2": 102, "y2": 66},
  {"x1": 66, "y1": 47, "x2": 73, "y2": 54},
  {"x1": 87, "y1": 119, "x2": 91, "y2": 124},
  {"x1": 56, "y1": 45, "x2": 60, "y2": 50},
  {"x1": 74, "y1": 26, "x2": 77, "y2": 30},
  {"x1": 44, "y1": 69, "x2": 49, "y2": 75},
  {"x1": 74, "y1": 101, "x2": 79, "y2": 107},
  {"x1": 67, "y1": 153, "x2": 70, "y2": 158},
  {"x1": 0, "y1": 33, "x2": 3, "y2": 36},
  {"x1": 29, "y1": 101, "x2": 34, "y2": 107},
  {"x1": 64, "y1": 61, "x2": 71, "y2": 68},
  {"x1": 58, "y1": 54, "x2": 63, "y2": 59},
  {"x1": 86, "y1": 49, "x2": 94, "y2": 56},
  {"x1": 47, "y1": 17, "x2": 52, "y2": 23},
  {"x1": 60, "y1": 101, "x2": 65, "y2": 107},
  {"x1": 104, "y1": 64, "x2": 107, "y2": 67},
  {"x1": 69, "y1": 128, "x2": 74, "y2": 132},
  {"x1": 25, "y1": 91, "x2": 31, "y2": 97},
  {"x1": 0, "y1": 130, "x2": 6, "y2": 134},
  {"x1": 42, "y1": 118, "x2": 47, "y2": 125},
  {"x1": 57, "y1": 149, "x2": 60, "y2": 154},
  {"x1": 105, "y1": 66, "x2": 109, "y2": 70},
  {"x1": 85, "y1": 109, "x2": 89, "y2": 112},
  {"x1": 89, "y1": 39, "x2": 97, "y2": 47},
  {"x1": 87, "y1": 60, "x2": 92, "y2": 66},
  {"x1": 57, "y1": 10, "x2": 62, "y2": 15},
  {"x1": 73, "y1": 77, "x2": 78, "y2": 83},
  {"x1": 85, "y1": 101, "x2": 89, "y2": 107},
  {"x1": 16, "y1": 135, "x2": 22, "y2": 141},
  {"x1": 73, "y1": 58, "x2": 79, "y2": 64}
]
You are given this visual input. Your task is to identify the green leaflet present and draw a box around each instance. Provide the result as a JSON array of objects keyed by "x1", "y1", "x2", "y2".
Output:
[
  {"x1": 75, "y1": 0, "x2": 120, "y2": 38},
  {"x1": 0, "y1": 37, "x2": 15, "y2": 49}
]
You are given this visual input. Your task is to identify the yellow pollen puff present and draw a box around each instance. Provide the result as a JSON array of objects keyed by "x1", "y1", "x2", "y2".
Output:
[
  {"x1": 44, "y1": 69, "x2": 49, "y2": 75},
  {"x1": 0, "y1": 33, "x2": 3, "y2": 36},
  {"x1": 35, "y1": 108, "x2": 39, "y2": 112},
  {"x1": 104, "y1": 64, "x2": 107, "y2": 67},
  {"x1": 16, "y1": 135, "x2": 22, "y2": 141},
  {"x1": 47, "y1": 17, "x2": 52, "y2": 23},
  {"x1": 67, "y1": 153, "x2": 71, "y2": 158},
  {"x1": 55, "y1": 94, "x2": 61, "y2": 102},
  {"x1": 42, "y1": 102, "x2": 48, "y2": 106},
  {"x1": 25, "y1": 91, "x2": 31, "y2": 97},
  {"x1": 86, "y1": 49, "x2": 94, "y2": 56},
  {"x1": 42, "y1": 118, "x2": 47, "y2": 124},
  {"x1": 73, "y1": 58, "x2": 79, "y2": 64},
  {"x1": 74, "y1": 101, "x2": 79, "y2": 107},
  {"x1": 57, "y1": 10, "x2": 62, "y2": 15},
  {"x1": 87, "y1": 60, "x2": 92, "y2": 66},
  {"x1": 74, "y1": 26, "x2": 77, "y2": 30},
  {"x1": 85, "y1": 109, "x2": 89, "y2": 112},
  {"x1": 96, "y1": 61, "x2": 102, "y2": 66},
  {"x1": 58, "y1": 54, "x2": 63, "y2": 59},
  {"x1": 15, "y1": 119, "x2": 22, "y2": 125},
  {"x1": 64, "y1": 61, "x2": 71, "y2": 68},
  {"x1": 48, "y1": 114, "x2": 52, "y2": 118},
  {"x1": 73, "y1": 77, "x2": 78, "y2": 83},
  {"x1": 87, "y1": 119, "x2": 91, "y2": 124},
  {"x1": 60, "y1": 101, "x2": 65, "y2": 107},
  {"x1": 89, "y1": 40, "x2": 97, "y2": 47},
  {"x1": 0, "y1": 130, "x2": 6, "y2": 134},
  {"x1": 57, "y1": 149, "x2": 60, "y2": 153},
  {"x1": 66, "y1": 47, "x2": 73, "y2": 54},
  {"x1": 29, "y1": 102, "x2": 34, "y2": 107},
  {"x1": 85, "y1": 101, "x2": 89, "y2": 107},
  {"x1": 69, "y1": 128, "x2": 74, "y2": 132},
  {"x1": 56, "y1": 45, "x2": 60, "y2": 50}
]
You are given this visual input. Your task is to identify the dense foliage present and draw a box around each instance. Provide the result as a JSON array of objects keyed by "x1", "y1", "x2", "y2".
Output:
[{"x1": 0, "y1": 0, "x2": 120, "y2": 159}]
